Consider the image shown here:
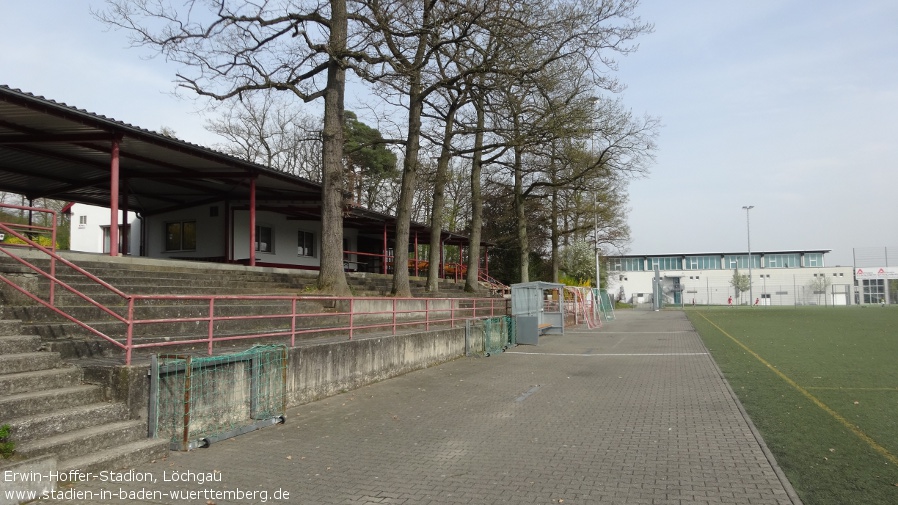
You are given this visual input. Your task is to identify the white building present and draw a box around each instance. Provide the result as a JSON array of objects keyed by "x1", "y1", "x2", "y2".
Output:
[
  {"x1": 605, "y1": 250, "x2": 857, "y2": 306},
  {"x1": 67, "y1": 203, "x2": 140, "y2": 255}
]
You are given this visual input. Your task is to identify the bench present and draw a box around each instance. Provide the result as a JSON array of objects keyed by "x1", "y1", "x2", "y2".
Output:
[
  {"x1": 342, "y1": 260, "x2": 368, "y2": 272},
  {"x1": 538, "y1": 323, "x2": 552, "y2": 334}
]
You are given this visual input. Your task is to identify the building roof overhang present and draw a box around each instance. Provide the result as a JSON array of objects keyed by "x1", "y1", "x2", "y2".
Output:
[{"x1": 0, "y1": 85, "x2": 487, "y2": 248}]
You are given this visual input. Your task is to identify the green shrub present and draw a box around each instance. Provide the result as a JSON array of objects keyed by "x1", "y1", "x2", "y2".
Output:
[
  {"x1": 0, "y1": 424, "x2": 14, "y2": 459},
  {"x1": 1, "y1": 234, "x2": 57, "y2": 248}
]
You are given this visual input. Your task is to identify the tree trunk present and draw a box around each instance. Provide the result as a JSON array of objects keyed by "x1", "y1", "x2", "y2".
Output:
[
  {"x1": 317, "y1": 0, "x2": 351, "y2": 296},
  {"x1": 550, "y1": 184, "x2": 559, "y2": 283},
  {"x1": 464, "y1": 96, "x2": 486, "y2": 293},
  {"x1": 426, "y1": 105, "x2": 458, "y2": 292},
  {"x1": 514, "y1": 144, "x2": 528, "y2": 283},
  {"x1": 391, "y1": 82, "x2": 423, "y2": 297}
]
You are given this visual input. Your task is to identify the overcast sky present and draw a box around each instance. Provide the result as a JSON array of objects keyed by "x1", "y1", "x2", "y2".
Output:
[{"x1": 2, "y1": 1, "x2": 896, "y2": 267}]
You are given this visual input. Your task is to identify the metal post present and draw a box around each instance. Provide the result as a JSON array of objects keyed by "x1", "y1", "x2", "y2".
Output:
[
  {"x1": 742, "y1": 205, "x2": 754, "y2": 305},
  {"x1": 594, "y1": 193, "x2": 600, "y2": 290}
]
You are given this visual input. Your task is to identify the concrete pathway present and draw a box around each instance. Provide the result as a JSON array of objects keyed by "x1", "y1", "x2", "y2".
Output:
[{"x1": 42, "y1": 309, "x2": 800, "y2": 504}]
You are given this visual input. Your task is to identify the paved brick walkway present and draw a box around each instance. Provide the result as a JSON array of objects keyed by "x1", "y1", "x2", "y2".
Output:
[{"x1": 45, "y1": 309, "x2": 800, "y2": 504}]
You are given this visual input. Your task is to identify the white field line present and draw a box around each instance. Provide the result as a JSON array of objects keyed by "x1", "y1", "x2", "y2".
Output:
[
  {"x1": 566, "y1": 330, "x2": 695, "y2": 334},
  {"x1": 504, "y1": 352, "x2": 708, "y2": 357}
]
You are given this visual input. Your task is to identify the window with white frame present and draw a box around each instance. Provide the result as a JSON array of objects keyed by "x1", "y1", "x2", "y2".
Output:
[
  {"x1": 804, "y1": 253, "x2": 823, "y2": 267},
  {"x1": 623, "y1": 258, "x2": 644, "y2": 271},
  {"x1": 609, "y1": 258, "x2": 644, "y2": 271},
  {"x1": 686, "y1": 256, "x2": 720, "y2": 270},
  {"x1": 649, "y1": 257, "x2": 681, "y2": 271},
  {"x1": 766, "y1": 253, "x2": 800, "y2": 268},
  {"x1": 724, "y1": 254, "x2": 760, "y2": 269}
]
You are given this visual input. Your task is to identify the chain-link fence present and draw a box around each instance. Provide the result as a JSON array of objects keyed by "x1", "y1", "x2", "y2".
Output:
[
  {"x1": 853, "y1": 246, "x2": 898, "y2": 267},
  {"x1": 466, "y1": 316, "x2": 515, "y2": 357},
  {"x1": 150, "y1": 345, "x2": 287, "y2": 451},
  {"x1": 672, "y1": 272, "x2": 856, "y2": 307}
]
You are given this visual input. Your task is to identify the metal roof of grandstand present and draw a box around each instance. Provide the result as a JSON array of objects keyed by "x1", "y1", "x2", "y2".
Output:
[{"x1": 0, "y1": 85, "x2": 472, "y2": 245}]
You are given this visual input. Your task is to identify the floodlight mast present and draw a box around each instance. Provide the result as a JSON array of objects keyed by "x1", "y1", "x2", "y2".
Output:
[
  {"x1": 742, "y1": 205, "x2": 754, "y2": 306},
  {"x1": 594, "y1": 193, "x2": 600, "y2": 293}
]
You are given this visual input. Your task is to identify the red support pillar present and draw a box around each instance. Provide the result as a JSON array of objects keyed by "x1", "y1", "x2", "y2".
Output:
[
  {"x1": 120, "y1": 179, "x2": 129, "y2": 255},
  {"x1": 249, "y1": 177, "x2": 257, "y2": 267},
  {"x1": 382, "y1": 223, "x2": 387, "y2": 274},
  {"x1": 485, "y1": 246, "x2": 489, "y2": 278},
  {"x1": 109, "y1": 137, "x2": 120, "y2": 257}
]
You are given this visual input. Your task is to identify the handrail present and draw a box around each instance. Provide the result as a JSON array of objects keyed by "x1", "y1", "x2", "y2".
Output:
[
  {"x1": 0, "y1": 204, "x2": 129, "y2": 354},
  {"x1": 0, "y1": 203, "x2": 58, "y2": 303},
  {"x1": 477, "y1": 270, "x2": 510, "y2": 294},
  {"x1": 1, "y1": 203, "x2": 510, "y2": 365}
]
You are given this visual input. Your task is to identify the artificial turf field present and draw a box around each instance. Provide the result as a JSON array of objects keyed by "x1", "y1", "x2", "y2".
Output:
[{"x1": 685, "y1": 306, "x2": 898, "y2": 505}]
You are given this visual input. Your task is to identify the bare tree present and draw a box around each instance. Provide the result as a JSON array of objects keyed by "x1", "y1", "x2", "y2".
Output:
[
  {"x1": 205, "y1": 91, "x2": 324, "y2": 180},
  {"x1": 485, "y1": 0, "x2": 652, "y2": 283},
  {"x1": 95, "y1": 0, "x2": 355, "y2": 295},
  {"x1": 353, "y1": 0, "x2": 490, "y2": 296}
]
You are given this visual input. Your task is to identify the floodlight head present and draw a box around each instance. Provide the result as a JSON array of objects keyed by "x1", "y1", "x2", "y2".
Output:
[{"x1": 742, "y1": 205, "x2": 754, "y2": 210}]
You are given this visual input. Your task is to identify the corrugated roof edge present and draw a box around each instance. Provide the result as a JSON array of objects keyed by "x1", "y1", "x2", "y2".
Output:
[{"x1": 0, "y1": 84, "x2": 321, "y2": 186}]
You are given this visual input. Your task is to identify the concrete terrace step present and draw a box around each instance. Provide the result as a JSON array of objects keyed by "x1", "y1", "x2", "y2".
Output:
[
  {"x1": 17, "y1": 420, "x2": 148, "y2": 462},
  {"x1": 0, "y1": 351, "x2": 61, "y2": 374},
  {"x1": 0, "y1": 334, "x2": 41, "y2": 354},
  {"x1": 0, "y1": 319, "x2": 23, "y2": 334},
  {"x1": 59, "y1": 438, "x2": 169, "y2": 475},
  {"x1": 7, "y1": 300, "x2": 330, "y2": 324},
  {"x1": 0, "y1": 385, "x2": 104, "y2": 419},
  {"x1": 23, "y1": 310, "x2": 342, "y2": 340},
  {"x1": 0, "y1": 366, "x2": 82, "y2": 396},
  {"x1": 4, "y1": 402, "x2": 130, "y2": 443},
  {"x1": 53, "y1": 283, "x2": 302, "y2": 297}
]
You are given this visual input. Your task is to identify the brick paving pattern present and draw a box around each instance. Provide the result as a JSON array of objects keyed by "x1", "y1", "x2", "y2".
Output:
[{"x1": 47, "y1": 309, "x2": 799, "y2": 504}]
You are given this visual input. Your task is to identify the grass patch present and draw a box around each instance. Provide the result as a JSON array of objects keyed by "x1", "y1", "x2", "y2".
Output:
[
  {"x1": 686, "y1": 306, "x2": 898, "y2": 505},
  {"x1": 0, "y1": 424, "x2": 14, "y2": 459}
]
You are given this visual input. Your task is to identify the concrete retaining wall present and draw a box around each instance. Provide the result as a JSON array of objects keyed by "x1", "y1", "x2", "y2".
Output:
[
  {"x1": 87, "y1": 327, "x2": 466, "y2": 427},
  {"x1": 288, "y1": 328, "x2": 464, "y2": 405}
]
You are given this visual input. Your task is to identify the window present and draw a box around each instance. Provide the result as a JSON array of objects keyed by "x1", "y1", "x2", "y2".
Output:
[
  {"x1": 609, "y1": 258, "x2": 644, "y2": 271},
  {"x1": 804, "y1": 253, "x2": 824, "y2": 267},
  {"x1": 623, "y1": 258, "x2": 644, "y2": 271},
  {"x1": 686, "y1": 256, "x2": 720, "y2": 270},
  {"x1": 766, "y1": 253, "x2": 800, "y2": 269},
  {"x1": 724, "y1": 254, "x2": 760, "y2": 269},
  {"x1": 298, "y1": 230, "x2": 315, "y2": 257},
  {"x1": 255, "y1": 226, "x2": 273, "y2": 253},
  {"x1": 78, "y1": 215, "x2": 87, "y2": 225},
  {"x1": 862, "y1": 279, "x2": 885, "y2": 304},
  {"x1": 649, "y1": 257, "x2": 680, "y2": 271},
  {"x1": 165, "y1": 221, "x2": 196, "y2": 251},
  {"x1": 101, "y1": 225, "x2": 127, "y2": 254}
]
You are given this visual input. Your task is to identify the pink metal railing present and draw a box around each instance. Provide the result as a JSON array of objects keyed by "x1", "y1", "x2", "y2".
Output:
[
  {"x1": 1, "y1": 204, "x2": 509, "y2": 365},
  {"x1": 121, "y1": 294, "x2": 507, "y2": 361},
  {"x1": 1, "y1": 204, "x2": 133, "y2": 357}
]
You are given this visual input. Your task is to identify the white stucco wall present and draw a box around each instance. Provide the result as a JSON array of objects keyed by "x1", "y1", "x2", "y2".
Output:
[
  {"x1": 145, "y1": 203, "x2": 226, "y2": 259},
  {"x1": 605, "y1": 263, "x2": 855, "y2": 306},
  {"x1": 73, "y1": 201, "x2": 362, "y2": 270},
  {"x1": 69, "y1": 203, "x2": 140, "y2": 254}
]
